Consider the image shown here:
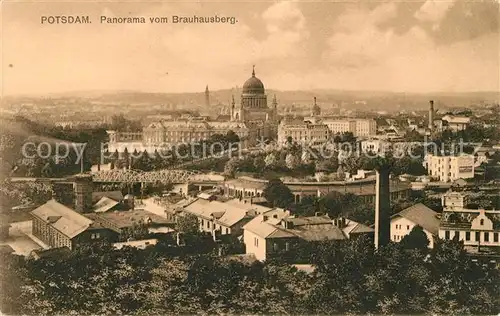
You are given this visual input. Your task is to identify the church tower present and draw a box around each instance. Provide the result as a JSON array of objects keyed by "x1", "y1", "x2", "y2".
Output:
[
  {"x1": 311, "y1": 97, "x2": 321, "y2": 116},
  {"x1": 205, "y1": 85, "x2": 210, "y2": 107},
  {"x1": 271, "y1": 94, "x2": 278, "y2": 121},
  {"x1": 230, "y1": 95, "x2": 235, "y2": 121}
]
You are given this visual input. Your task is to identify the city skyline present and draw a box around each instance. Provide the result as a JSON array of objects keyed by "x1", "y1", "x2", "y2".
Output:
[{"x1": 1, "y1": 0, "x2": 499, "y2": 96}]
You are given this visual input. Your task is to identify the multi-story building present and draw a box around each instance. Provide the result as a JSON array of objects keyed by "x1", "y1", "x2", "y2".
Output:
[
  {"x1": 243, "y1": 210, "x2": 373, "y2": 261},
  {"x1": 355, "y1": 119, "x2": 377, "y2": 137},
  {"x1": 277, "y1": 119, "x2": 330, "y2": 146},
  {"x1": 31, "y1": 199, "x2": 112, "y2": 250},
  {"x1": 143, "y1": 118, "x2": 250, "y2": 147},
  {"x1": 181, "y1": 194, "x2": 257, "y2": 237},
  {"x1": 441, "y1": 191, "x2": 470, "y2": 210},
  {"x1": 224, "y1": 176, "x2": 411, "y2": 206},
  {"x1": 323, "y1": 119, "x2": 357, "y2": 136},
  {"x1": 439, "y1": 209, "x2": 500, "y2": 250},
  {"x1": 425, "y1": 154, "x2": 475, "y2": 182},
  {"x1": 360, "y1": 139, "x2": 423, "y2": 155},
  {"x1": 322, "y1": 118, "x2": 376, "y2": 137},
  {"x1": 390, "y1": 203, "x2": 440, "y2": 248},
  {"x1": 107, "y1": 67, "x2": 278, "y2": 152},
  {"x1": 389, "y1": 191, "x2": 500, "y2": 252},
  {"x1": 438, "y1": 190, "x2": 500, "y2": 252},
  {"x1": 441, "y1": 115, "x2": 471, "y2": 132}
]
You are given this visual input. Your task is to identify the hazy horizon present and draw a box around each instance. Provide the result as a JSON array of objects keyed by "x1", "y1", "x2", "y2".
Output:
[
  {"x1": 2, "y1": 1, "x2": 499, "y2": 96},
  {"x1": 3, "y1": 87, "x2": 500, "y2": 99}
]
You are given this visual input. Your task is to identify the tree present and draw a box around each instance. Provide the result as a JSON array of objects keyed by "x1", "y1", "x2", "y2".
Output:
[
  {"x1": 225, "y1": 130, "x2": 240, "y2": 145},
  {"x1": 132, "y1": 150, "x2": 153, "y2": 171},
  {"x1": 264, "y1": 153, "x2": 277, "y2": 168},
  {"x1": 223, "y1": 157, "x2": 239, "y2": 178},
  {"x1": 404, "y1": 129, "x2": 424, "y2": 142},
  {"x1": 315, "y1": 158, "x2": 338, "y2": 173},
  {"x1": 121, "y1": 223, "x2": 149, "y2": 241},
  {"x1": 301, "y1": 151, "x2": 311, "y2": 164},
  {"x1": 253, "y1": 156, "x2": 265, "y2": 171},
  {"x1": 285, "y1": 153, "x2": 299, "y2": 170},
  {"x1": 263, "y1": 179, "x2": 294, "y2": 208},
  {"x1": 176, "y1": 213, "x2": 199, "y2": 235},
  {"x1": 400, "y1": 225, "x2": 429, "y2": 249}
]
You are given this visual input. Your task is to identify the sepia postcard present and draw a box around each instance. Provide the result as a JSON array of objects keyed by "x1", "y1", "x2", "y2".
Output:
[{"x1": 0, "y1": 0, "x2": 499, "y2": 315}]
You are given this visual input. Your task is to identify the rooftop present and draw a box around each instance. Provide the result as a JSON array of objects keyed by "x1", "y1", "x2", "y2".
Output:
[
  {"x1": 31, "y1": 199, "x2": 94, "y2": 239},
  {"x1": 183, "y1": 198, "x2": 255, "y2": 227},
  {"x1": 392, "y1": 203, "x2": 440, "y2": 235},
  {"x1": 93, "y1": 196, "x2": 120, "y2": 213},
  {"x1": 85, "y1": 209, "x2": 173, "y2": 230},
  {"x1": 92, "y1": 191, "x2": 123, "y2": 204}
]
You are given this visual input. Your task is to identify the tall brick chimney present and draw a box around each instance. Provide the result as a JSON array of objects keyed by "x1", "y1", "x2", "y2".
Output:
[
  {"x1": 428, "y1": 100, "x2": 434, "y2": 130},
  {"x1": 73, "y1": 174, "x2": 93, "y2": 213},
  {"x1": 375, "y1": 166, "x2": 391, "y2": 249}
]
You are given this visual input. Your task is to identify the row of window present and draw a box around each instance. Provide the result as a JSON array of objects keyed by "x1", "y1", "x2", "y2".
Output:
[
  {"x1": 444, "y1": 230, "x2": 499, "y2": 242},
  {"x1": 200, "y1": 219, "x2": 230, "y2": 235},
  {"x1": 394, "y1": 224, "x2": 411, "y2": 230}
]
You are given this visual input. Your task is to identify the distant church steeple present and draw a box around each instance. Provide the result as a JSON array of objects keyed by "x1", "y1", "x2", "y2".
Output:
[
  {"x1": 205, "y1": 85, "x2": 210, "y2": 107},
  {"x1": 311, "y1": 96, "x2": 321, "y2": 116},
  {"x1": 230, "y1": 95, "x2": 235, "y2": 121}
]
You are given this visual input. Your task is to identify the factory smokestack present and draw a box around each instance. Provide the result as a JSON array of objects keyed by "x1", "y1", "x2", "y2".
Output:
[
  {"x1": 428, "y1": 100, "x2": 434, "y2": 130},
  {"x1": 73, "y1": 174, "x2": 93, "y2": 213},
  {"x1": 375, "y1": 166, "x2": 391, "y2": 249}
]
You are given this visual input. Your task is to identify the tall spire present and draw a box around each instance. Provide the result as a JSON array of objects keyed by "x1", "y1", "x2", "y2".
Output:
[
  {"x1": 314, "y1": 96, "x2": 317, "y2": 106},
  {"x1": 252, "y1": 65, "x2": 255, "y2": 77},
  {"x1": 205, "y1": 85, "x2": 210, "y2": 107},
  {"x1": 231, "y1": 94, "x2": 235, "y2": 108},
  {"x1": 272, "y1": 94, "x2": 277, "y2": 108}
]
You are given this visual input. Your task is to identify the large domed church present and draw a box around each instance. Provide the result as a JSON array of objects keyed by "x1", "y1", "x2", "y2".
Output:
[
  {"x1": 135, "y1": 67, "x2": 278, "y2": 152},
  {"x1": 230, "y1": 66, "x2": 278, "y2": 140}
]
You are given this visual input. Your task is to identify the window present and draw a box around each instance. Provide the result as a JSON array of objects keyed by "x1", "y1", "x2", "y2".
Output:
[
  {"x1": 445, "y1": 230, "x2": 450, "y2": 240},
  {"x1": 273, "y1": 243, "x2": 279, "y2": 251},
  {"x1": 91, "y1": 233, "x2": 95, "y2": 240},
  {"x1": 484, "y1": 232, "x2": 490, "y2": 242},
  {"x1": 494, "y1": 233, "x2": 499, "y2": 243},
  {"x1": 407, "y1": 225, "x2": 410, "y2": 230},
  {"x1": 465, "y1": 232, "x2": 471, "y2": 241},
  {"x1": 226, "y1": 228, "x2": 229, "y2": 234},
  {"x1": 475, "y1": 232, "x2": 480, "y2": 242},
  {"x1": 254, "y1": 237, "x2": 259, "y2": 247},
  {"x1": 480, "y1": 219, "x2": 484, "y2": 225},
  {"x1": 285, "y1": 242, "x2": 290, "y2": 251}
]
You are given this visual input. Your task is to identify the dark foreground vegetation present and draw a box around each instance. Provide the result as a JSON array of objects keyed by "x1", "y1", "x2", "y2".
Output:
[{"x1": 1, "y1": 237, "x2": 498, "y2": 315}]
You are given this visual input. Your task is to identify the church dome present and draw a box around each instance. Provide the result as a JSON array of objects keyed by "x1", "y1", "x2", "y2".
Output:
[{"x1": 242, "y1": 67, "x2": 265, "y2": 95}]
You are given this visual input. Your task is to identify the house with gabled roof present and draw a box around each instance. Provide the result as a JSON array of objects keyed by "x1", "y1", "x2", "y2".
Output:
[
  {"x1": 243, "y1": 210, "x2": 373, "y2": 261},
  {"x1": 439, "y1": 209, "x2": 500, "y2": 252},
  {"x1": 390, "y1": 203, "x2": 440, "y2": 248},
  {"x1": 182, "y1": 196, "x2": 257, "y2": 237},
  {"x1": 30, "y1": 199, "x2": 113, "y2": 250}
]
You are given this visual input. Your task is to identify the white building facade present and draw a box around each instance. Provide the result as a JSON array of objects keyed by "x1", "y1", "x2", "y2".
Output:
[
  {"x1": 277, "y1": 120, "x2": 330, "y2": 146},
  {"x1": 425, "y1": 154, "x2": 475, "y2": 182}
]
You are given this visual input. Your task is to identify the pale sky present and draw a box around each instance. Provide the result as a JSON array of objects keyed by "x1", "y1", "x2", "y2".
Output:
[{"x1": 1, "y1": 0, "x2": 499, "y2": 95}]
